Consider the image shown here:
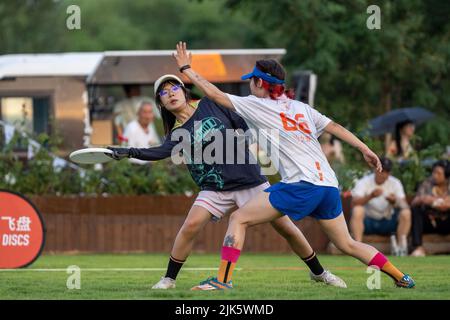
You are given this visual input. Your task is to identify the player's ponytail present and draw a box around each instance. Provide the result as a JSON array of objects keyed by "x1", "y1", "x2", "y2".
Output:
[
  {"x1": 284, "y1": 88, "x2": 295, "y2": 99},
  {"x1": 260, "y1": 80, "x2": 283, "y2": 100}
]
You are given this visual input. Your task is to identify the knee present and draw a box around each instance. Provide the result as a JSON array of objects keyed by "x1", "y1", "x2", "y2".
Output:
[
  {"x1": 399, "y1": 208, "x2": 411, "y2": 221},
  {"x1": 229, "y1": 210, "x2": 249, "y2": 227},
  {"x1": 335, "y1": 237, "x2": 359, "y2": 255},
  {"x1": 180, "y1": 219, "x2": 203, "y2": 237}
]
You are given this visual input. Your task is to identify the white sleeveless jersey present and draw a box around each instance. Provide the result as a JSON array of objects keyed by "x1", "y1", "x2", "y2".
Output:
[{"x1": 227, "y1": 94, "x2": 339, "y2": 188}]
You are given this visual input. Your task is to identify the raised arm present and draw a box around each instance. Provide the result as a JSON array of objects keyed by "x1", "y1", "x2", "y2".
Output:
[
  {"x1": 324, "y1": 121, "x2": 382, "y2": 172},
  {"x1": 172, "y1": 42, "x2": 235, "y2": 110}
]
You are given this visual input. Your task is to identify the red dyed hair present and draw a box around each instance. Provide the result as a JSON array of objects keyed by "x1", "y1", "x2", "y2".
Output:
[
  {"x1": 260, "y1": 80, "x2": 295, "y2": 100},
  {"x1": 255, "y1": 60, "x2": 295, "y2": 100}
]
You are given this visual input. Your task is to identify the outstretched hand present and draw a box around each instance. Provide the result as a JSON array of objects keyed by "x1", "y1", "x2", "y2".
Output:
[
  {"x1": 361, "y1": 147, "x2": 382, "y2": 172},
  {"x1": 106, "y1": 147, "x2": 131, "y2": 160},
  {"x1": 173, "y1": 41, "x2": 192, "y2": 69}
]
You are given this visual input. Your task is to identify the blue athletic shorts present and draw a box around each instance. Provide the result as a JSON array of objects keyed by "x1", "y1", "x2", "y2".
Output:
[{"x1": 264, "y1": 181, "x2": 342, "y2": 221}]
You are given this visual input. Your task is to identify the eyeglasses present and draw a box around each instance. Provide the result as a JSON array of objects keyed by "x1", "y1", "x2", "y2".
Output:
[{"x1": 158, "y1": 84, "x2": 181, "y2": 97}]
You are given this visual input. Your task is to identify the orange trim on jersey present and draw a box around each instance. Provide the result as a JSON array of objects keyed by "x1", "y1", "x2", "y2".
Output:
[
  {"x1": 315, "y1": 161, "x2": 321, "y2": 171},
  {"x1": 315, "y1": 161, "x2": 324, "y2": 181}
]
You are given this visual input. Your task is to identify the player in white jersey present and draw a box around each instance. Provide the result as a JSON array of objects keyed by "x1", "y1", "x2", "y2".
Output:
[{"x1": 172, "y1": 42, "x2": 415, "y2": 290}]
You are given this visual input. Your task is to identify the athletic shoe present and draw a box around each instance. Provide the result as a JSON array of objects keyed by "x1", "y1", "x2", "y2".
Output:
[
  {"x1": 390, "y1": 235, "x2": 400, "y2": 256},
  {"x1": 398, "y1": 236, "x2": 408, "y2": 257},
  {"x1": 310, "y1": 270, "x2": 347, "y2": 288},
  {"x1": 395, "y1": 274, "x2": 415, "y2": 288},
  {"x1": 152, "y1": 277, "x2": 176, "y2": 289},
  {"x1": 397, "y1": 246, "x2": 408, "y2": 257},
  {"x1": 191, "y1": 277, "x2": 233, "y2": 291}
]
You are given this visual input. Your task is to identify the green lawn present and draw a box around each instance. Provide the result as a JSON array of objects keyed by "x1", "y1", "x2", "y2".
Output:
[{"x1": 1, "y1": 253, "x2": 449, "y2": 300}]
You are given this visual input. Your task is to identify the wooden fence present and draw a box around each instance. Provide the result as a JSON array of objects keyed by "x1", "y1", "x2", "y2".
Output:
[{"x1": 30, "y1": 195, "x2": 353, "y2": 254}]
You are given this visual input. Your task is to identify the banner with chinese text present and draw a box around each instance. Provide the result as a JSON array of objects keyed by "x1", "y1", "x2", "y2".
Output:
[{"x1": 0, "y1": 190, "x2": 45, "y2": 268}]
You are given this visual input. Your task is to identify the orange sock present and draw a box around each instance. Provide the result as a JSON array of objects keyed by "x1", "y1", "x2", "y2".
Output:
[
  {"x1": 218, "y1": 260, "x2": 237, "y2": 283},
  {"x1": 217, "y1": 246, "x2": 240, "y2": 283},
  {"x1": 368, "y1": 252, "x2": 404, "y2": 281},
  {"x1": 380, "y1": 261, "x2": 405, "y2": 281}
]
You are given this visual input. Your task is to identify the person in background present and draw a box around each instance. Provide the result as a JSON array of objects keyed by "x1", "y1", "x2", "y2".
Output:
[
  {"x1": 350, "y1": 157, "x2": 411, "y2": 256},
  {"x1": 320, "y1": 132, "x2": 345, "y2": 166},
  {"x1": 123, "y1": 101, "x2": 161, "y2": 165},
  {"x1": 386, "y1": 120, "x2": 416, "y2": 161},
  {"x1": 410, "y1": 160, "x2": 450, "y2": 257},
  {"x1": 123, "y1": 101, "x2": 161, "y2": 148},
  {"x1": 113, "y1": 84, "x2": 160, "y2": 141}
]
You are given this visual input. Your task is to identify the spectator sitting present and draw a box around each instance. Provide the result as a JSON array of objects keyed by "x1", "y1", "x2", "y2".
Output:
[
  {"x1": 123, "y1": 101, "x2": 161, "y2": 165},
  {"x1": 350, "y1": 157, "x2": 411, "y2": 256},
  {"x1": 113, "y1": 84, "x2": 160, "y2": 141},
  {"x1": 386, "y1": 120, "x2": 416, "y2": 161},
  {"x1": 410, "y1": 160, "x2": 450, "y2": 257}
]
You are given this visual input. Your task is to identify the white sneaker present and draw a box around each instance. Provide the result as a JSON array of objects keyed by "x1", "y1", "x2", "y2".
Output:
[
  {"x1": 310, "y1": 270, "x2": 347, "y2": 288},
  {"x1": 398, "y1": 236, "x2": 408, "y2": 257},
  {"x1": 152, "y1": 277, "x2": 176, "y2": 289},
  {"x1": 398, "y1": 245, "x2": 408, "y2": 257},
  {"x1": 390, "y1": 235, "x2": 400, "y2": 256}
]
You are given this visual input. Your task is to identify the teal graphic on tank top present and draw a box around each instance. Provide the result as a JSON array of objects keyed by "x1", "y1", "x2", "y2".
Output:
[{"x1": 185, "y1": 117, "x2": 226, "y2": 189}]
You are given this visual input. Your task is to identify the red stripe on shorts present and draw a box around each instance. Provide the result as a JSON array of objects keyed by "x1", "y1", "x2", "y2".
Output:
[{"x1": 195, "y1": 199, "x2": 224, "y2": 216}]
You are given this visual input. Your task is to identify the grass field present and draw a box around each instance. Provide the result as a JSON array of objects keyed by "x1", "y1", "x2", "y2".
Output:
[{"x1": 1, "y1": 253, "x2": 450, "y2": 300}]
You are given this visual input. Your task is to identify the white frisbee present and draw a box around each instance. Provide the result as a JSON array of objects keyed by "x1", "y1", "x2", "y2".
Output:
[{"x1": 69, "y1": 147, "x2": 114, "y2": 164}]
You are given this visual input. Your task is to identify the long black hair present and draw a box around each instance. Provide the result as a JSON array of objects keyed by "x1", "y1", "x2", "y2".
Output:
[
  {"x1": 155, "y1": 80, "x2": 191, "y2": 136},
  {"x1": 394, "y1": 120, "x2": 414, "y2": 157},
  {"x1": 432, "y1": 160, "x2": 450, "y2": 179}
]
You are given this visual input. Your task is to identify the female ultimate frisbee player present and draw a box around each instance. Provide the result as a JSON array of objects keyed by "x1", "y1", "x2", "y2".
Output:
[
  {"x1": 107, "y1": 74, "x2": 347, "y2": 289},
  {"x1": 171, "y1": 42, "x2": 415, "y2": 290}
]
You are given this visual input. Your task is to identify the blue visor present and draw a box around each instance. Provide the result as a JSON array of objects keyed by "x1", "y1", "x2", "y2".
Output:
[{"x1": 241, "y1": 66, "x2": 285, "y2": 85}]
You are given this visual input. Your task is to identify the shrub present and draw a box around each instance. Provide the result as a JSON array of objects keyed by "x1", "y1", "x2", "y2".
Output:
[{"x1": 1, "y1": 132, "x2": 198, "y2": 196}]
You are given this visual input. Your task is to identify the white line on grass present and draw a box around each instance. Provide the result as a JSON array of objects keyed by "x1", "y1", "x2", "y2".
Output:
[{"x1": 0, "y1": 268, "x2": 242, "y2": 272}]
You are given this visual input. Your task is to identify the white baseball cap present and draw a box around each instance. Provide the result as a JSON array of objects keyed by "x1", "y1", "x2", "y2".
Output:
[{"x1": 154, "y1": 74, "x2": 185, "y2": 96}]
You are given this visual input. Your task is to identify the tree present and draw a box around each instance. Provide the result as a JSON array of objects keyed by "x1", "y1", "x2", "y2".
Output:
[
  {"x1": 0, "y1": 0, "x2": 66, "y2": 53},
  {"x1": 0, "y1": 0, "x2": 268, "y2": 52},
  {"x1": 225, "y1": 0, "x2": 450, "y2": 133}
]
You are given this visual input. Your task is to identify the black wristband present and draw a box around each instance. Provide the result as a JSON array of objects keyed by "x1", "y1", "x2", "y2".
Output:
[{"x1": 179, "y1": 64, "x2": 191, "y2": 73}]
